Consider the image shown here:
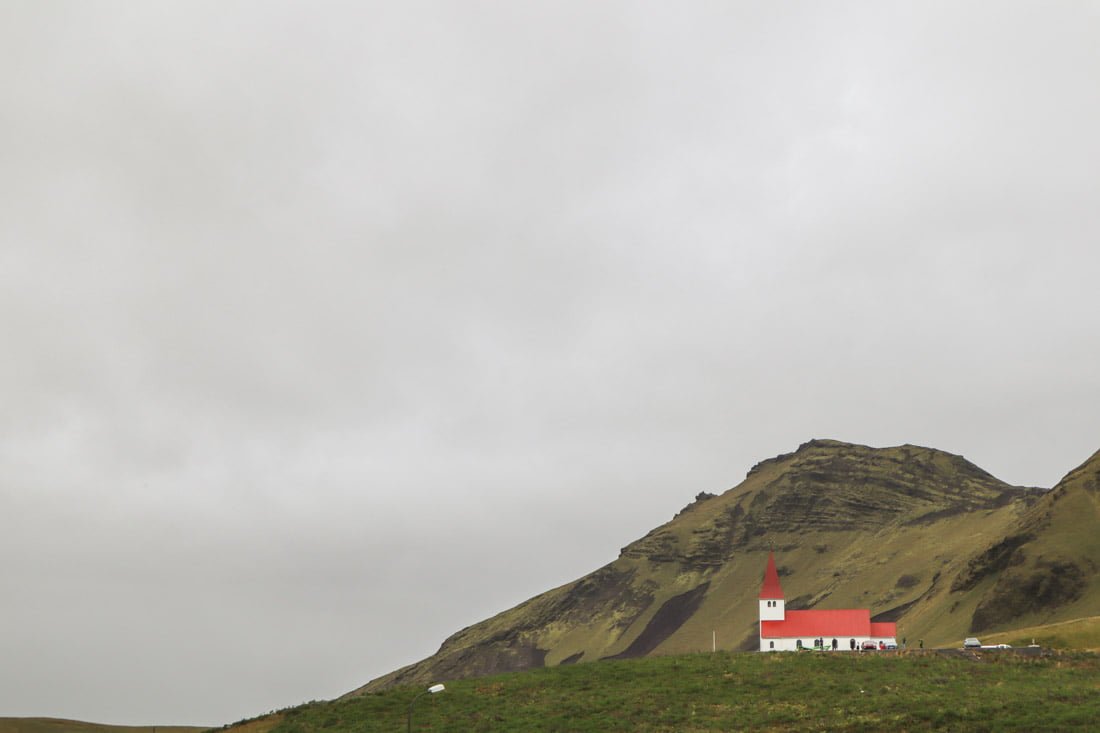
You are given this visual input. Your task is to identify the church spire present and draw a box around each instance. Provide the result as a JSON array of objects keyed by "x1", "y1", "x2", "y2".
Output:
[{"x1": 759, "y1": 551, "x2": 784, "y2": 599}]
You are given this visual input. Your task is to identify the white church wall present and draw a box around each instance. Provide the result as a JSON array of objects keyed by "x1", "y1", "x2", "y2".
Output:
[{"x1": 760, "y1": 634, "x2": 899, "y2": 652}]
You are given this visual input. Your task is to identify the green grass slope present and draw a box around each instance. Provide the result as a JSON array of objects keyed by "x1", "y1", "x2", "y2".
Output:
[
  {"x1": 236, "y1": 650, "x2": 1100, "y2": 732},
  {"x1": 947, "y1": 448, "x2": 1100, "y2": 637},
  {"x1": 351, "y1": 440, "x2": 1053, "y2": 693},
  {"x1": 982, "y1": 615, "x2": 1100, "y2": 650}
]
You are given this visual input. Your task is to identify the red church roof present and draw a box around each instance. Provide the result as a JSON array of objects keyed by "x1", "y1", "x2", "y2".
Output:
[
  {"x1": 759, "y1": 552, "x2": 784, "y2": 599},
  {"x1": 870, "y1": 622, "x2": 898, "y2": 638},
  {"x1": 761, "y1": 609, "x2": 871, "y2": 638}
]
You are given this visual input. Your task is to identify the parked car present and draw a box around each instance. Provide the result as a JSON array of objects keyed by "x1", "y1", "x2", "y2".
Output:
[
  {"x1": 993, "y1": 643, "x2": 1012, "y2": 649},
  {"x1": 885, "y1": 642, "x2": 898, "y2": 650},
  {"x1": 861, "y1": 641, "x2": 878, "y2": 650},
  {"x1": 964, "y1": 637, "x2": 982, "y2": 649}
]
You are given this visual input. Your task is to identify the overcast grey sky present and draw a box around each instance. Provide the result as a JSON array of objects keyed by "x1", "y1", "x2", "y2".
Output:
[{"x1": 2, "y1": 1, "x2": 1099, "y2": 726}]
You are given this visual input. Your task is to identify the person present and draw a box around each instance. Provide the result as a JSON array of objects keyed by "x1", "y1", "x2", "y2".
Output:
[
  {"x1": 850, "y1": 638, "x2": 856, "y2": 651},
  {"x1": 919, "y1": 639, "x2": 924, "y2": 650},
  {"x1": 832, "y1": 638, "x2": 838, "y2": 651},
  {"x1": 879, "y1": 640, "x2": 885, "y2": 650}
]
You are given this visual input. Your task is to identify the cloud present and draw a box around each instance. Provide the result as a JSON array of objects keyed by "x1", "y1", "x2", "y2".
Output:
[{"x1": 1, "y1": 1, "x2": 1098, "y2": 724}]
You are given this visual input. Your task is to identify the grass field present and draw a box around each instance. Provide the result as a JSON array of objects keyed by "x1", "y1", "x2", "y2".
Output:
[
  {"x1": 983, "y1": 615, "x2": 1100, "y2": 651},
  {"x1": 222, "y1": 649, "x2": 1100, "y2": 732}
]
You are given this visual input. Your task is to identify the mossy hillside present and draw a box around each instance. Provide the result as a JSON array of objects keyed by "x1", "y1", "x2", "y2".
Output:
[
  {"x1": 955, "y1": 449, "x2": 1100, "y2": 636},
  {"x1": 237, "y1": 651, "x2": 1100, "y2": 732},
  {"x1": 354, "y1": 440, "x2": 1063, "y2": 693}
]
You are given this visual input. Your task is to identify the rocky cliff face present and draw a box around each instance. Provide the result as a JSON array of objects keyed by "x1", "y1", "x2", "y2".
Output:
[
  {"x1": 620, "y1": 440, "x2": 1027, "y2": 567},
  {"x1": 348, "y1": 440, "x2": 1100, "y2": 696}
]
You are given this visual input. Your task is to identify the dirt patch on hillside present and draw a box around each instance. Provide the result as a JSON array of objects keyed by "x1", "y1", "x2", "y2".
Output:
[{"x1": 603, "y1": 582, "x2": 710, "y2": 660}]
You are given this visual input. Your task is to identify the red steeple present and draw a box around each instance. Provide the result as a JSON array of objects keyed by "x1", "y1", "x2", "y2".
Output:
[{"x1": 759, "y1": 551, "x2": 784, "y2": 599}]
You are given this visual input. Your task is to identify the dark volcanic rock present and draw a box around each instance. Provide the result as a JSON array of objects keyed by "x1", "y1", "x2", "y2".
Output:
[
  {"x1": 603, "y1": 583, "x2": 710, "y2": 660},
  {"x1": 951, "y1": 533, "x2": 1033, "y2": 592},
  {"x1": 971, "y1": 560, "x2": 1087, "y2": 632}
]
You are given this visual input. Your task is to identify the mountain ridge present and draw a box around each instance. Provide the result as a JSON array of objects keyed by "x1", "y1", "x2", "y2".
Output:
[{"x1": 348, "y1": 439, "x2": 1098, "y2": 696}]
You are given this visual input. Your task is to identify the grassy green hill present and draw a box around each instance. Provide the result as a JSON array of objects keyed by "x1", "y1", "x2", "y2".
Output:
[
  {"x1": 224, "y1": 650, "x2": 1100, "y2": 732},
  {"x1": 950, "y1": 448, "x2": 1100, "y2": 635},
  {"x1": 0, "y1": 720, "x2": 204, "y2": 733},
  {"x1": 355, "y1": 440, "x2": 1098, "y2": 693}
]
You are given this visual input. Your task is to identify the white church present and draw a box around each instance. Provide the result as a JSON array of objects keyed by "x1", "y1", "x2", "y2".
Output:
[{"x1": 758, "y1": 552, "x2": 898, "y2": 652}]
